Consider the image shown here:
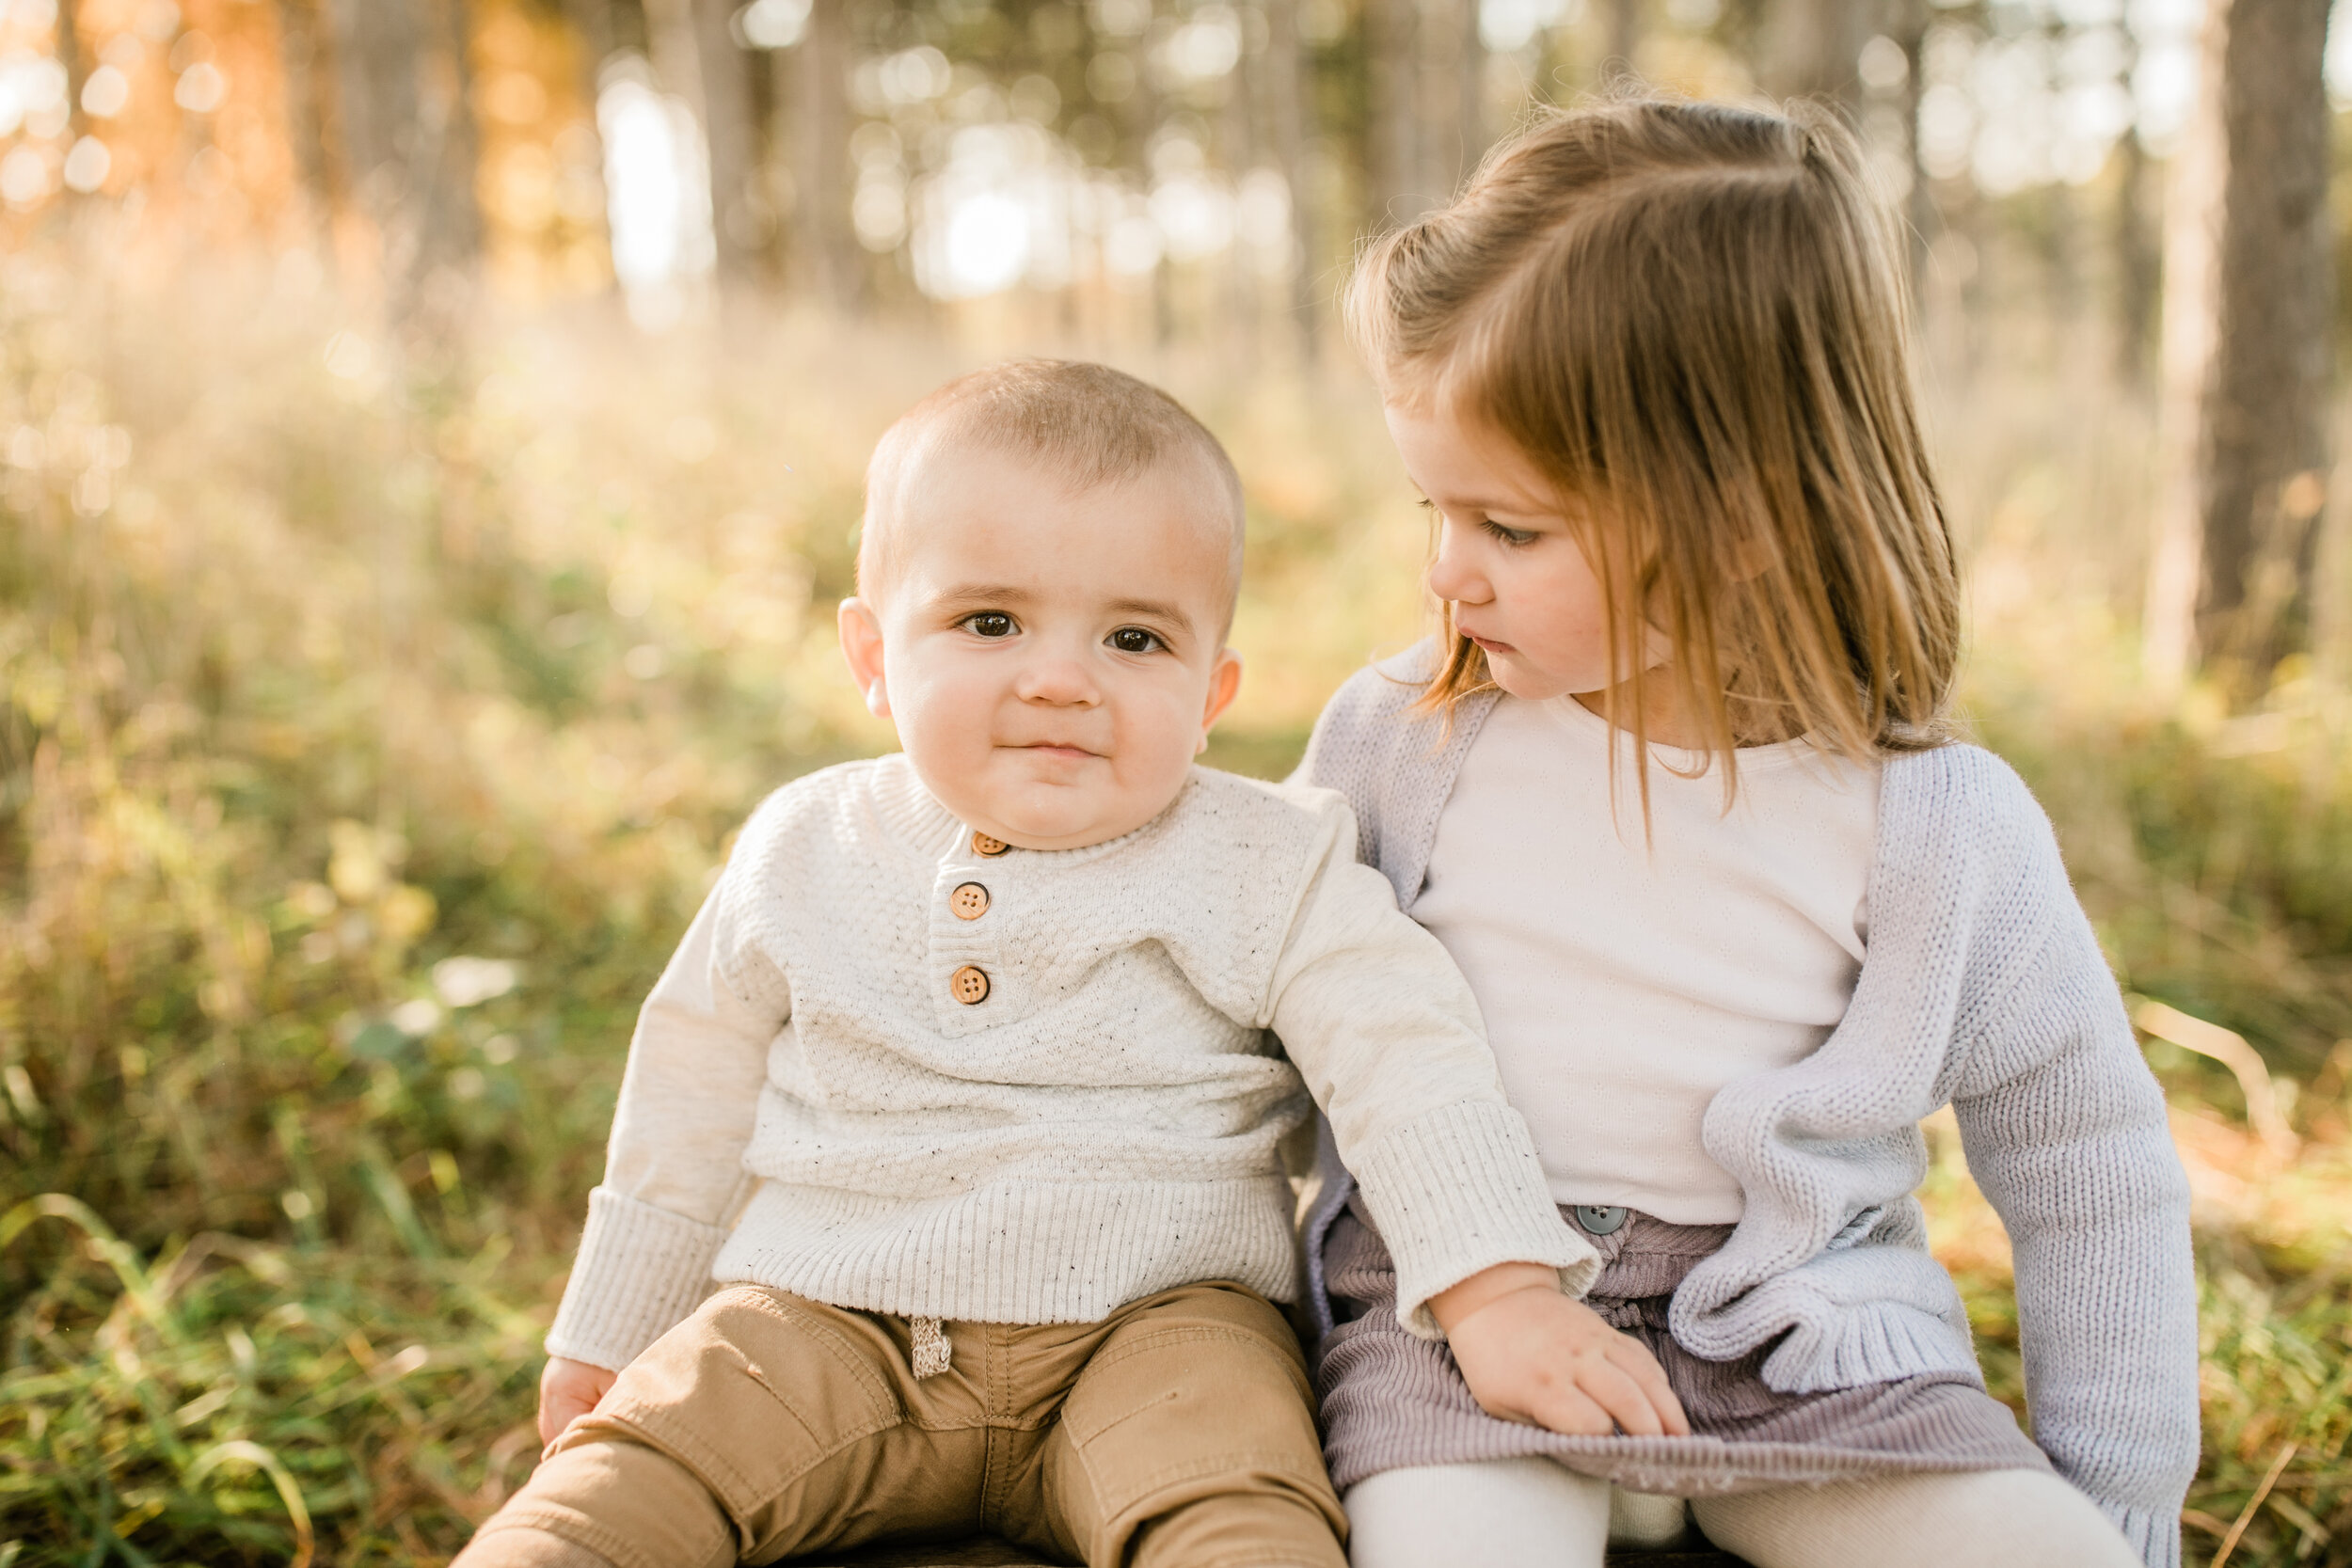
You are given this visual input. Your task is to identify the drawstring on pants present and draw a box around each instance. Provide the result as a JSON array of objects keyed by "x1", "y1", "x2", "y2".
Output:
[{"x1": 911, "y1": 1316, "x2": 952, "y2": 1378}]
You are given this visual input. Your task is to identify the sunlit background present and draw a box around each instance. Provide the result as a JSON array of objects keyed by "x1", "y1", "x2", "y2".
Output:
[
  {"x1": 0, "y1": 0, "x2": 2326, "y2": 325},
  {"x1": 6, "y1": 0, "x2": 2352, "y2": 1562}
]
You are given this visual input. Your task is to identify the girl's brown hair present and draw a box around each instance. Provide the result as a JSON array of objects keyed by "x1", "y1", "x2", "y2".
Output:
[{"x1": 1350, "y1": 96, "x2": 1959, "y2": 797}]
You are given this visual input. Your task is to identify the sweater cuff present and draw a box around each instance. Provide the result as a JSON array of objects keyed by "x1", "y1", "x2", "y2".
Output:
[
  {"x1": 2100, "y1": 1501, "x2": 2181, "y2": 1568},
  {"x1": 1349, "y1": 1099, "x2": 1598, "y2": 1340},
  {"x1": 545, "y1": 1186, "x2": 731, "y2": 1372}
]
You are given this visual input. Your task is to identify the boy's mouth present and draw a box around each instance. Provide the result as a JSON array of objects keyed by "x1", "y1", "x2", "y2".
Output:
[{"x1": 1013, "y1": 742, "x2": 1104, "y2": 762}]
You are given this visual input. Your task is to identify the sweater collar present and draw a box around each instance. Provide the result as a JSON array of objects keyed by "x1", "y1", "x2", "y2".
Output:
[{"x1": 866, "y1": 752, "x2": 965, "y2": 857}]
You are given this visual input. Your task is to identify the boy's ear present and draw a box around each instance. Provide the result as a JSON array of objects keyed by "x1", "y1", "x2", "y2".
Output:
[
  {"x1": 1197, "y1": 649, "x2": 1243, "y2": 753},
  {"x1": 837, "y1": 598, "x2": 891, "y2": 718}
]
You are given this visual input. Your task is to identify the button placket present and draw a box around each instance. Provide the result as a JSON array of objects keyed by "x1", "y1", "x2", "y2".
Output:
[{"x1": 927, "y1": 833, "x2": 1025, "y2": 1032}]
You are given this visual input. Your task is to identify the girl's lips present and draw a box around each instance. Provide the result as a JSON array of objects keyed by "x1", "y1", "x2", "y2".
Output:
[{"x1": 1464, "y1": 631, "x2": 1516, "y2": 656}]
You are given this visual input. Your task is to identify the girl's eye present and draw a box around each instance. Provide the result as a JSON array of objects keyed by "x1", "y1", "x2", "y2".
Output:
[
  {"x1": 1107, "y1": 626, "x2": 1163, "y2": 655},
  {"x1": 1482, "y1": 519, "x2": 1539, "y2": 548},
  {"x1": 963, "y1": 611, "x2": 1016, "y2": 639}
]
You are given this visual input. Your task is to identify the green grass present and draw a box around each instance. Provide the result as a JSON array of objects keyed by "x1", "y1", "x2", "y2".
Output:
[{"x1": 3, "y1": 258, "x2": 2350, "y2": 1565}]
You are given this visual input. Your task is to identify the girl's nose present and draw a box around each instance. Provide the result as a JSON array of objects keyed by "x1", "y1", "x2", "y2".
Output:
[{"x1": 1426, "y1": 517, "x2": 1492, "y2": 606}]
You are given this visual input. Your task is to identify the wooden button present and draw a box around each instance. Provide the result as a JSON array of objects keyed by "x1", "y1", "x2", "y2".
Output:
[
  {"x1": 950, "y1": 964, "x2": 991, "y2": 1006},
  {"x1": 950, "y1": 882, "x2": 991, "y2": 920},
  {"x1": 971, "y1": 831, "x2": 1009, "y2": 857}
]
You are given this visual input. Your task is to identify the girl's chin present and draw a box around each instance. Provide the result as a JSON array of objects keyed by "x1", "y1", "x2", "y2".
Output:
[{"x1": 1482, "y1": 656, "x2": 1576, "y2": 702}]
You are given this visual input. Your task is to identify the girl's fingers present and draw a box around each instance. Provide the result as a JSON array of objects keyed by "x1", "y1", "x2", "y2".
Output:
[
  {"x1": 1599, "y1": 1363, "x2": 1675, "y2": 1438},
  {"x1": 1606, "y1": 1338, "x2": 1692, "y2": 1435},
  {"x1": 1573, "y1": 1358, "x2": 1672, "y2": 1437},
  {"x1": 1526, "y1": 1382, "x2": 1618, "y2": 1436}
]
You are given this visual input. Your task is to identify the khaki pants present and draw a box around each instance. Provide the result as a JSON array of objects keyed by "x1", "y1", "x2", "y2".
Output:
[{"x1": 458, "y1": 1280, "x2": 1346, "y2": 1568}]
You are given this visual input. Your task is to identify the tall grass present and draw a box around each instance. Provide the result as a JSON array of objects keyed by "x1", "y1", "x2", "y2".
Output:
[{"x1": 2, "y1": 251, "x2": 2348, "y2": 1564}]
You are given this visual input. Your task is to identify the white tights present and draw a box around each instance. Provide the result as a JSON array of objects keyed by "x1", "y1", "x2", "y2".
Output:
[{"x1": 1343, "y1": 1457, "x2": 2143, "y2": 1568}]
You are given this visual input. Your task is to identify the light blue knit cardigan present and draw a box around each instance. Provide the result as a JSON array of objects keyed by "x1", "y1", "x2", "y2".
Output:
[{"x1": 1293, "y1": 645, "x2": 2200, "y2": 1568}]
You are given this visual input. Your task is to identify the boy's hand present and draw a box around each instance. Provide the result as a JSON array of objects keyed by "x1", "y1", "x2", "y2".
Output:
[
  {"x1": 538, "y1": 1355, "x2": 618, "y2": 1449},
  {"x1": 1432, "y1": 1262, "x2": 1691, "y2": 1438}
]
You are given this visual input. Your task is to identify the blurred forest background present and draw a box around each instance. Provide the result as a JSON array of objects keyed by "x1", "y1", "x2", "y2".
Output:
[{"x1": 7, "y1": 0, "x2": 2352, "y2": 1560}]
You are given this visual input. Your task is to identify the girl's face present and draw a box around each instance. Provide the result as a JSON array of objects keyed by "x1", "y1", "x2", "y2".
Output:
[{"x1": 1385, "y1": 398, "x2": 1662, "y2": 705}]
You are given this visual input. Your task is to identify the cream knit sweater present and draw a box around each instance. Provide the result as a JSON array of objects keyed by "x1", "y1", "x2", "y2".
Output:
[{"x1": 546, "y1": 752, "x2": 1591, "y2": 1373}]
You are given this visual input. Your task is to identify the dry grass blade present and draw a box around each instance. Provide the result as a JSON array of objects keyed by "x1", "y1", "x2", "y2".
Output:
[
  {"x1": 2210, "y1": 1442, "x2": 2298, "y2": 1568},
  {"x1": 2134, "y1": 1001, "x2": 2299, "y2": 1157},
  {"x1": 0, "y1": 1194, "x2": 177, "y2": 1339},
  {"x1": 183, "y1": 1441, "x2": 317, "y2": 1568}
]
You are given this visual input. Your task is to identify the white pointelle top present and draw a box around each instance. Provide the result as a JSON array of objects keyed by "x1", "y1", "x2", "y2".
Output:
[
  {"x1": 545, "y1": 752, "x2": 1589, "y2": 1373},
  {"x1": 1410, "y1": 693, "x2": 1883, "y2": 1225}
]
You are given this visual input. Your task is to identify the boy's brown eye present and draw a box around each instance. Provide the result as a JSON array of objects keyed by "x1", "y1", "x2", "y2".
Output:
[
  {"x1": 967, "y1": 612, "x2": 1014, "y2": 638},
  {"x1": 1108, "y1": 627, "x2": 1160, "y2": 654}
]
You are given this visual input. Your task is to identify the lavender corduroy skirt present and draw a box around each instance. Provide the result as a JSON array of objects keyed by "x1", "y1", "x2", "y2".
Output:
[{"x1": 1317, "y1": 1196, "x2": 2049, "y2": 1497}]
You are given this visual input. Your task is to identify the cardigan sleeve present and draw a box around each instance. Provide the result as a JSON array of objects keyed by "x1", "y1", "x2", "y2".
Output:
[
  {"x1": 545, "y1": 817, "x2": 793, "y2": 1372},
  {"x1": 1947, "y1": 807, "x2": 2200, "y2": 1568}
]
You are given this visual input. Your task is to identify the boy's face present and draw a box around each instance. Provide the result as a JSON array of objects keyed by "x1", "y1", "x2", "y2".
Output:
[{"x1": 838, "y1": 441, "x2": 1243, "y2": 851}]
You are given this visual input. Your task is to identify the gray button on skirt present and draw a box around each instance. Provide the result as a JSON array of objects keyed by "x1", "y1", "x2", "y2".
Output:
[{"x1": 1317, "y1": 1196, "x2": 2051, "y2": 1497}]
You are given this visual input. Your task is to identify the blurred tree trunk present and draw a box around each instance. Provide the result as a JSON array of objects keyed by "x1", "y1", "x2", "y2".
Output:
[
  {"x1": 1893, "y1": 0, "x2": 1932, "y2": 284},
  {"x1": 555, "y1": 0, "x2": 628, "y2": 302},
  {"x1": 412, "y1": 0, "x2": 482, "y2": 279},
  {"x1": 790, "y1": 0, "x2": 857, "y2": 309},
  {"x1": 2145, "y1": 0, "x2": 2333, "y2": 690},
  {"x1": 1369, "y1": 0, "x2": 1423, "y2": 225},
  {"x1": 693, "y1": 0, "x2": 761, "y2": 276},
  {"x1": 56, "y1": 0, "x2": 87, "y2": 144},
  {"x1": 642, "y1": 0, "x2": 759, "y2": 279},
  {"x1": 1445, "y1": 0, "x2": 1485, "y2": 193},
  {"x1": 275, "y1": 0, "x2": 343, "y2": 239},
  {"x1": 1223, "y1": 31, "x2": 1260, "y2": 357},
  {"x1": 1606, "y1": 0, "x2": 1640, "y2": 79},
  {"x1": 2107, "y1": 17, "x2": 2155, "y2": 386},
  {"x1": 325, "y1": 0, "x2": 482, "y2": 291},
  {"x1": 2113, "y1": 126, "x2": 2157, "y2": 388},
  {"x1": 1264, "y1": 0, "x2": 1320, "y2": 357},
  {"x1": 562, "y1": 0, "x2": 619, "y2": 71},
  {"x1": 1757, "y1": 0, "x2": 1866, "y2": 112},
  {"x1": 1122, "y1": 24, "x2": 1175, "y2": 344},
  {"x1": 326, "y1": 0, "x2": 417, "y2": 209}
]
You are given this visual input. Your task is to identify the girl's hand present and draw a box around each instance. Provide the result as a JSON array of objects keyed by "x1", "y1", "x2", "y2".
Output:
[
  {"x1": 1432, "y1": 1262, "x2": 1691, "y2": 1438},
  {"x1": 538, "y1": 1355, "x2": 618, "y2": 1450}
]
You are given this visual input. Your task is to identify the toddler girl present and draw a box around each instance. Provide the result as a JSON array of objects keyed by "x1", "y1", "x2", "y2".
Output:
[{"x1": 1296, "y1": 100, "x2": 2198, "y2": 1568}]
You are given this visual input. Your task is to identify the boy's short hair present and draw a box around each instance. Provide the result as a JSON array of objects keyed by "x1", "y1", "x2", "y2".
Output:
[{"x1": 859, "y1": 360, "x2": 1247, "y2": 624}]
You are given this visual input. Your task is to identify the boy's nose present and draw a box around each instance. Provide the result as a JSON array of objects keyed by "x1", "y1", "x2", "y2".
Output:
[{"x1": 1015, "y1": 654, "x2": 1101, "y2": 705}]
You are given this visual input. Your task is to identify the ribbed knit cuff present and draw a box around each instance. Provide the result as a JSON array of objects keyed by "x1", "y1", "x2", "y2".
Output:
[
  {"x1": 1349, "y1": 1100, "x2": 1598, "y2": 1340},
  {"x1": 544, "y1": 1186, "x2": 731, "y2": 1372},
  {"x1": 2102, "y1": 1502, "x2": 2180, "y2": 1568}
]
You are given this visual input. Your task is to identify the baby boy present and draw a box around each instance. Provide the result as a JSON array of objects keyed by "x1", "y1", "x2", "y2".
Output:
[{"x1": 456, "y1": 361, "x2": 1608, "y2": 1568}]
